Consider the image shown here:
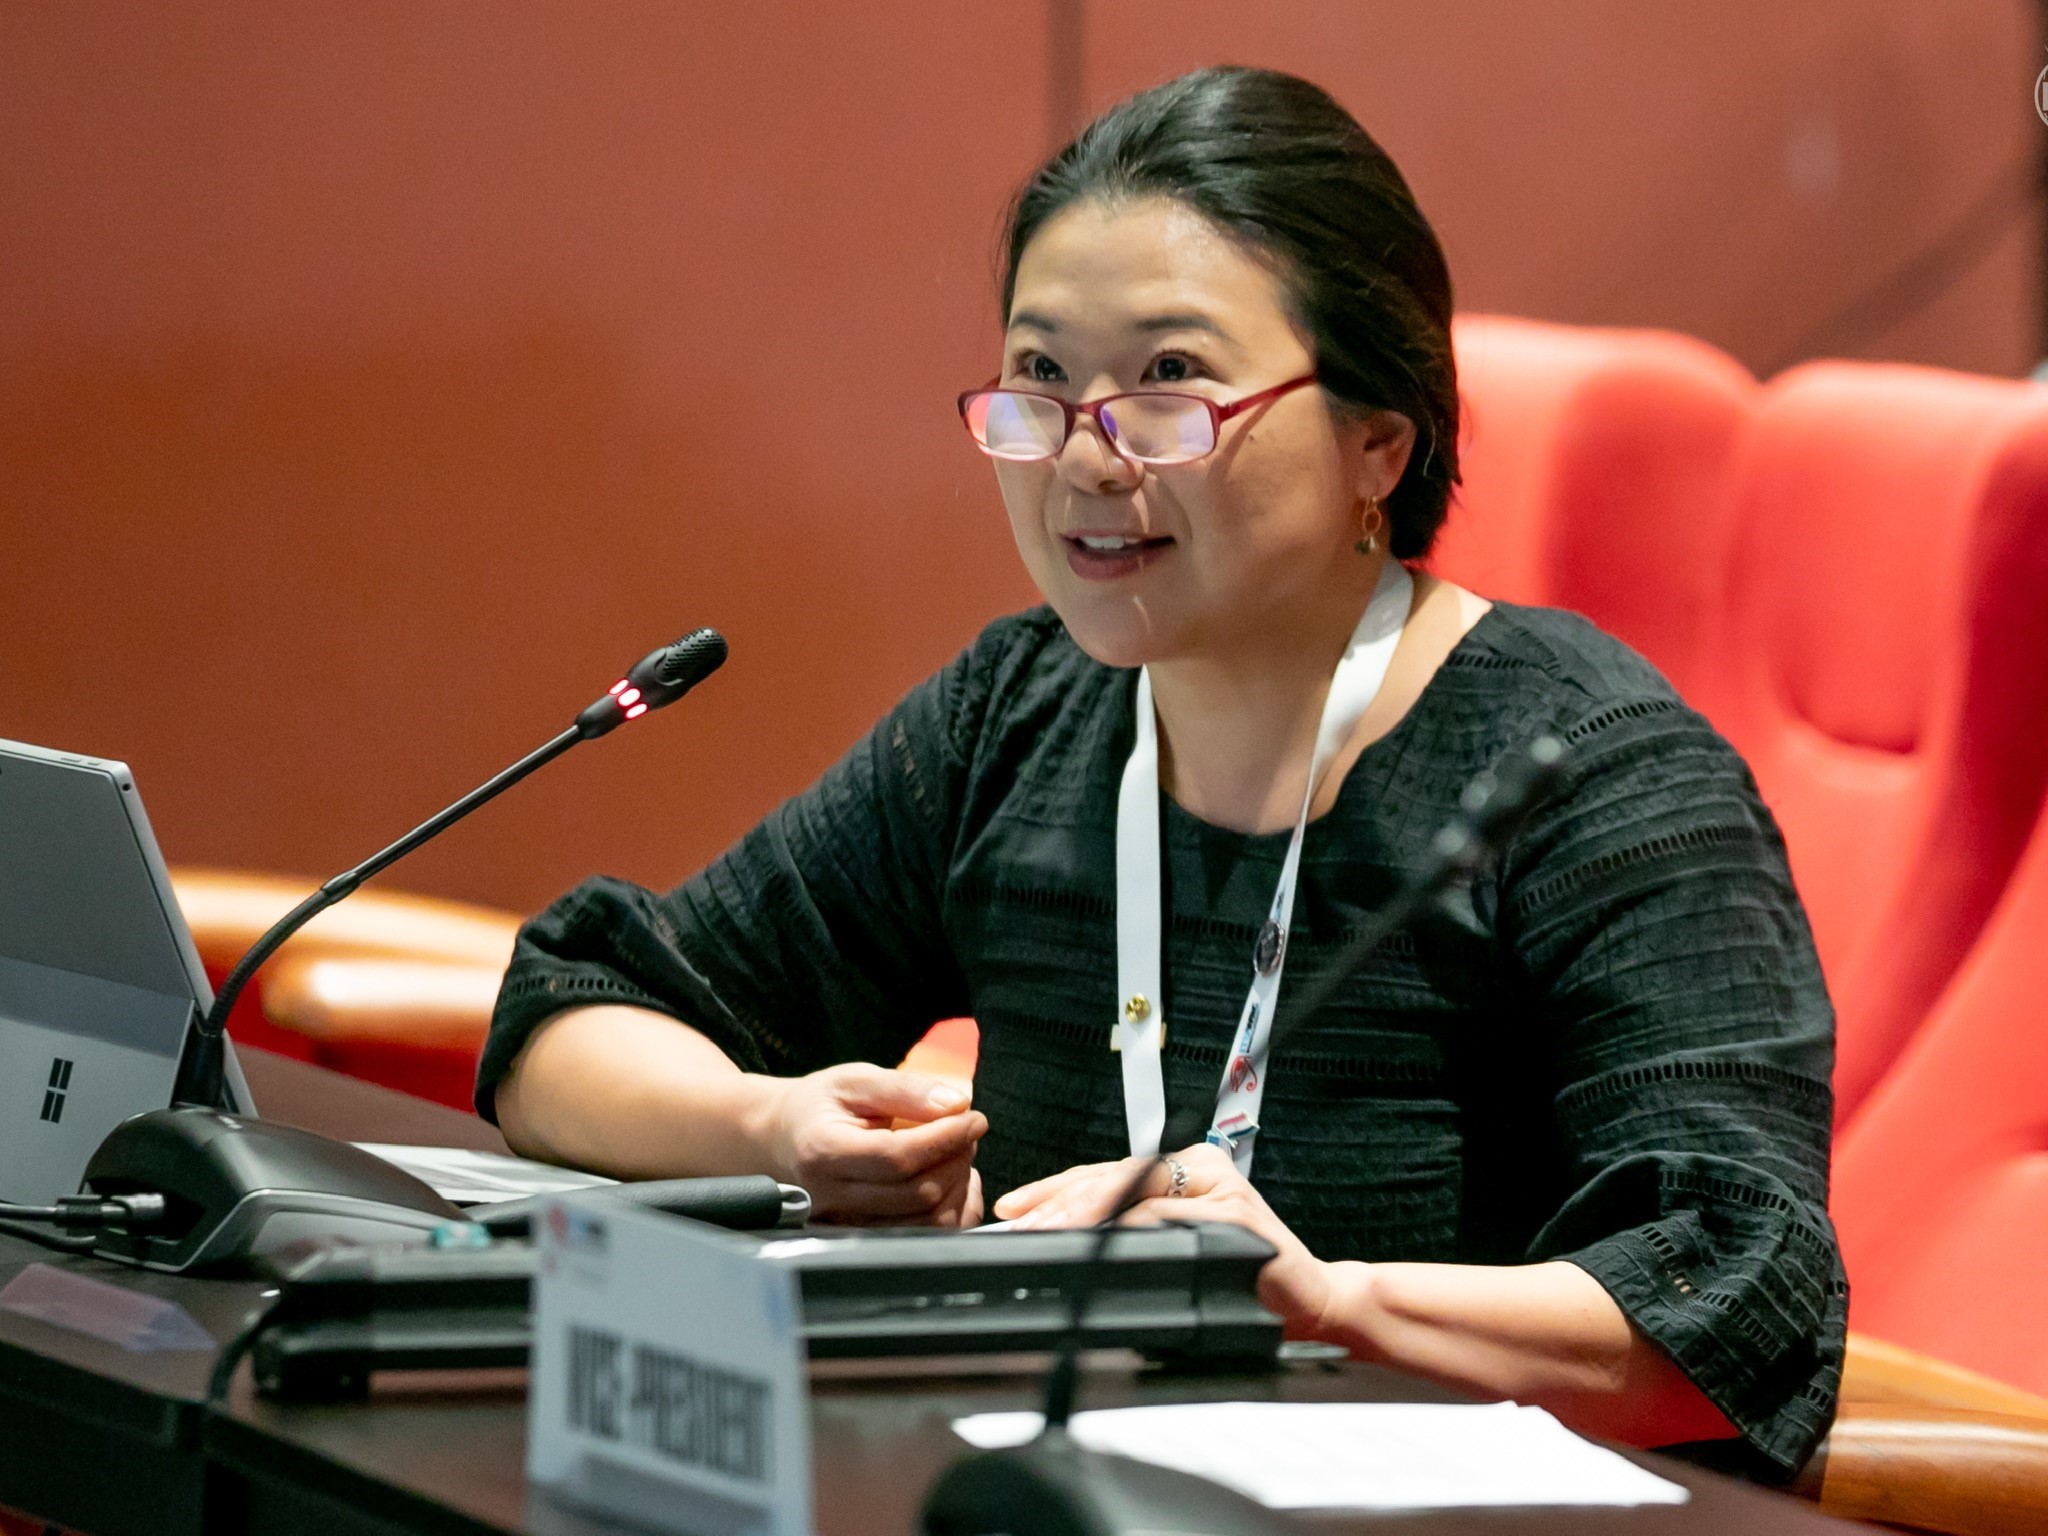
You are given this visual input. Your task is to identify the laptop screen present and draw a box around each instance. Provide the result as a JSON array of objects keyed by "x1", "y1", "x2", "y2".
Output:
[{"x1": 0, "y1": 740, "x2": 214, "y2": 1202}]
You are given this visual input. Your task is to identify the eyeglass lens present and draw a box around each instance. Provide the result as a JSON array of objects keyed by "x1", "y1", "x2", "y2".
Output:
[
  {"x1": 967, "y1": 392, "x2": 1219, "y2": 464},
  {"x1": 967, "y1": 392, "x2": 1067, "y2": 461}
]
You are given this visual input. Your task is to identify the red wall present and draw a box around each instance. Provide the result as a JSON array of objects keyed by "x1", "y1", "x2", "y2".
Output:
[
  {"x1": 0, "y1": 4, "x2": 1046, "y2": 912},
  {"x1": 1081, "y1": 1, "x2": 2044, "y2": 380},
  {"x1": 0, "y1": 3, "x2": 2037, "y2": 915}
]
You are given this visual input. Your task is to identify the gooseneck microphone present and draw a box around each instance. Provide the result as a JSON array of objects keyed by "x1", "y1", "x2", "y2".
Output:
[
  {"x1": 1038, "y1": 732, "x2": 1567, "y2": 1428},
  {"x1": 921, "y1": 733, "x2": 1569, "y2": 1536},
  {"x1": 172, "y1": 628, "x2": 729, "y2": 1110}
]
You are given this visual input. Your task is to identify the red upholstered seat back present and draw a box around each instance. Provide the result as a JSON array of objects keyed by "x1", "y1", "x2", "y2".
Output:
[
  {"x1": 1693, "y1": 365, "x2": 2048, "y2": 1126},
  {"x1": 1833, "y1": 801, "x2": 2048, "y2": 1395},
  {"x1": 1437, "y1": 314, "x2": 1755, "y2": 698},
  {"x1": 1448, "y1": 325, "x2": 2048, "y2": 1127}
]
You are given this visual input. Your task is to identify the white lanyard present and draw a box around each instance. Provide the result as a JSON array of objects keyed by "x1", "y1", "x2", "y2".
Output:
[{"x1": 1112, "y1": 559, "x2": 1414, "y2": 1174}]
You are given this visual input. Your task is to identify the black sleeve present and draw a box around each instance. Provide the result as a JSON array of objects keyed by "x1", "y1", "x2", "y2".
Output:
[
  {"x1": 474, "y1": 638, "x2": 988, "y2": 1122},
  {"x1": 1504, "y1": 695, "x2": 1845, "y2": 1478}
]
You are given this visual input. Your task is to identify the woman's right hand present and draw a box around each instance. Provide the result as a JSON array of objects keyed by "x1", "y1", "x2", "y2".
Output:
[{"x1": 752, "y1": 1062, "x2": 988, "y2": 1226}]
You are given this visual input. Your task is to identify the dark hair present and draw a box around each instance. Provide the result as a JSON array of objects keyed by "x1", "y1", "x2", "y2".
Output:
[{"x1": 1000, "y1": 67, "x2": 1459, "y2": 559}]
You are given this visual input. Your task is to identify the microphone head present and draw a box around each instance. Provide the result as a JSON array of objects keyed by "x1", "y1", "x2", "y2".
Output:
[
  {"x1": 575, "y1": 627, "x2": 729, "y2": 739},
  {"x1": 636, "y1": 627, "x2": 729, "y2": 697}
]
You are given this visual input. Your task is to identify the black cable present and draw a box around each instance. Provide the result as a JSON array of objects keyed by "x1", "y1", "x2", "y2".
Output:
[
  {"x1": 0, "y1": 1218, "x2": 94, "y2": 1255},
  {"x1": 1039, "y1": 734, "x2": 1568, "y2": 1429},
  {"x1": 0, "y1": 1207, "x2": 283, "y2": 1404},
  {"x1": 0, "y1": 1203, "x2": 66, "y2": 1223},
  {"x1": 0, "y1": 1208, "x2": 89, "y2": 1260},
  {"x1": 207, "y1": 1295, "x2": 283, "y2": 1405},
  {"x1": 0, "y1": 1194, "x2": 170, "y2": 1258},
  {"x1": 0, "y1": 1194, "x2": 168, "y2": 1230},
  {"x1": 1765, "y1": 155, "x2": 2045, "y2": 377}
]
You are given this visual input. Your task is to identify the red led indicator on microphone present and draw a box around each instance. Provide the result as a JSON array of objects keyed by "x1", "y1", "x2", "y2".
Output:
[
  {"x1": 625, "y1": 702, "x2": 648, "y2": 720},
  {"x1": 609, "y1": 679, "x2": 629, "y2": 696},
  {"x1": 617, "y1": 687, "x2": 643, "y2": 708}
]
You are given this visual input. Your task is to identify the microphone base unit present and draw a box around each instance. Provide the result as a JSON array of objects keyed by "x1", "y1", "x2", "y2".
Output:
[
  {"x1": 247, "y1": 1219, "x2": 1284, "y2": 1402},
  {"x1": 920, "y1": 1429, "x2": 1295, "y2": 1536},
  {"x1": 77, "y1": 1108, "x2": 466, "y2": 1273}
]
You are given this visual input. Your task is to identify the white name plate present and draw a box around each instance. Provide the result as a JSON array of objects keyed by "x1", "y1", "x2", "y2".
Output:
[{"x1": 528, "y1": 1196, "x2": 811, "y2": 1536}]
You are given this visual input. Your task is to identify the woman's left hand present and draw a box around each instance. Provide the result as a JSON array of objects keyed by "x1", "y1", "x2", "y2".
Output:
[{"x1": 989, "y1": 1142, "x2": 1337, "y2": 1339}]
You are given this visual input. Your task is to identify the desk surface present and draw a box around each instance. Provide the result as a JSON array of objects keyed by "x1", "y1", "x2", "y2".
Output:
[
  {"x1": 214, "y1": 1357, "x2": 1869, "y2": 1536},
  {"x1": 0, "y1": 1048, "x2": 1864, "y2": 1536}
]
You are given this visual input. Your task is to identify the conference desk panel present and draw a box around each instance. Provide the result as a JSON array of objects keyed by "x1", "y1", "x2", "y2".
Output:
[
  {"x1": 2, "y1": 1050, "x2": 1866, "y2": 1535},
  {"x1": 0, "y1": 1052, "x2": 507, "y2": 1536}
]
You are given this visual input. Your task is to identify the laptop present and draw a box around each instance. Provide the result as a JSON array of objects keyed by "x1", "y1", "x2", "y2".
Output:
[{"x1": 0, "y1": 738, "x2": 251, "y2": 1204}]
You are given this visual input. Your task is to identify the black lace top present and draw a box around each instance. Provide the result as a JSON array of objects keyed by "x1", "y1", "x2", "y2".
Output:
[{"x1": 479, "y1": 602, "x2": 1845, "y2": 1476}]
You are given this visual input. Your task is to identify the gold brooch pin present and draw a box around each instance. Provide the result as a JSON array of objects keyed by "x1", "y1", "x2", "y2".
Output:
[{"x1": 1111, "y1": 993, "x2": 1161, "y2": 1052}]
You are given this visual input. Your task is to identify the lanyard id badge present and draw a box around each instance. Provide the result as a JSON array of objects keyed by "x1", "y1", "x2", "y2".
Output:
[{"x1": 1113, "y1": 559, "x2": 1414, "y2": 1175}]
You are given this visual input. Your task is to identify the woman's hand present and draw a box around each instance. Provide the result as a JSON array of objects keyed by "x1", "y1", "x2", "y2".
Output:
[
  {"x1": 754, "y1": 1063, "x2": 987, "y2": 1227},
  {"x1": 991, "y1": 1142, "x2": 1336, "y2": 1336}
]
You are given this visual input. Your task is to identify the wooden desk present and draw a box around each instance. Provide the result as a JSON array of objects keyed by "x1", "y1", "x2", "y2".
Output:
[
  {"x1": 1, "y1": 1049, "x2": 1867, "y2": 1535},
  {"x1": 0, "y1": 1048, "x2": 503, "y2": 1536},
  {"x1": 209, "y1": 1356, "x2": 1876, "y2": 1536}
]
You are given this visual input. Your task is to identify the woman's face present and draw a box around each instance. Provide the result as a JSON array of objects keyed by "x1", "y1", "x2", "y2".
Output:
[{"x1": 993, "y1": 195, "x2": 1414, "y2": 669}]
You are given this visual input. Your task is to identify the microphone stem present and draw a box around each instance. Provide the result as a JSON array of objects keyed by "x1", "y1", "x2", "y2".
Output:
[
  {"x1": 1042, "y1": 852, "x2": 1464, "y2": 1424},
  {"x1": 1038, "y1": 737, "x2": 1566, "y2": 1428},
  {"x1": 323, "y1": 724, "x2": 584, "y2": 901},
  {"x1": 177, "y1": 724, "x2": 583, "y2": 1106}
]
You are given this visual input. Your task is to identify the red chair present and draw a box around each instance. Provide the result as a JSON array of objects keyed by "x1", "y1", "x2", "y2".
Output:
[
  {"x1": 169, "y1": 868, "x2": 520, "y2": 1109},
  {"x1": 1832, "y1": 790, "x2": 2048, "y2": 1398},
  {"x1": 1690, "y1": 364, "x2": 2048, "y2": 1127},
  {"x1": 171, "y1": 868, "x2": 981, "y2": 1111},
  {"x1": 1437, "y1": 313, "x2": 1756, "y2": 698},
  {"x1": 1449, "y1": 331, "x2": 2048, "y2": 1127}
]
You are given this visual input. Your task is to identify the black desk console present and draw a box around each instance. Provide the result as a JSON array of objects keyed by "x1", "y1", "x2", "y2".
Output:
[{"x1": 252, "y1": 1220, "x2": 1283, "y2": 1401}]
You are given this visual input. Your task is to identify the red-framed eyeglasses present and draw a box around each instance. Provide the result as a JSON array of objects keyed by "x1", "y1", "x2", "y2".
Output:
[{"x1": 957, "y1": 374, "x2": 1320, "y2": 465}]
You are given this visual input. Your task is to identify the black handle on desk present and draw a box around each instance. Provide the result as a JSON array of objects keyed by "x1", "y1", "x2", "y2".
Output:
[{"x1": 469, "y1": 1174, "x2": 796, "y2": 1237}]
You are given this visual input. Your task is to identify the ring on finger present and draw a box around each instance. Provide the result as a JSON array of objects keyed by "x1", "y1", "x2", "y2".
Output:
[{"x1": 1163, "y1": 1154, "x2": 1189, "y2": 1200}]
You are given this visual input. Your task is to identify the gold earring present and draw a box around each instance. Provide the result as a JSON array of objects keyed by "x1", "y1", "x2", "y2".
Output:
[{"x1": 1355, "y1": 495, "x2": 1383, "y2": 556}]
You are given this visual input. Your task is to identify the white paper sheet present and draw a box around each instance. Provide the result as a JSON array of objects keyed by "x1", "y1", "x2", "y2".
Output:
[
  {"x1": 951, "y1": 1400, "x2": 1690, "y2": 1511},
  {"x1": 354, "y1": 1143, "x2": 617, "y2": 1205}
]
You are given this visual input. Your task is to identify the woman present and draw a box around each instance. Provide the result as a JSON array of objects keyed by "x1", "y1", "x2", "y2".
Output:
[{"x1": 482, "y1": 67, "x2": 1842, "y2": 1477}]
